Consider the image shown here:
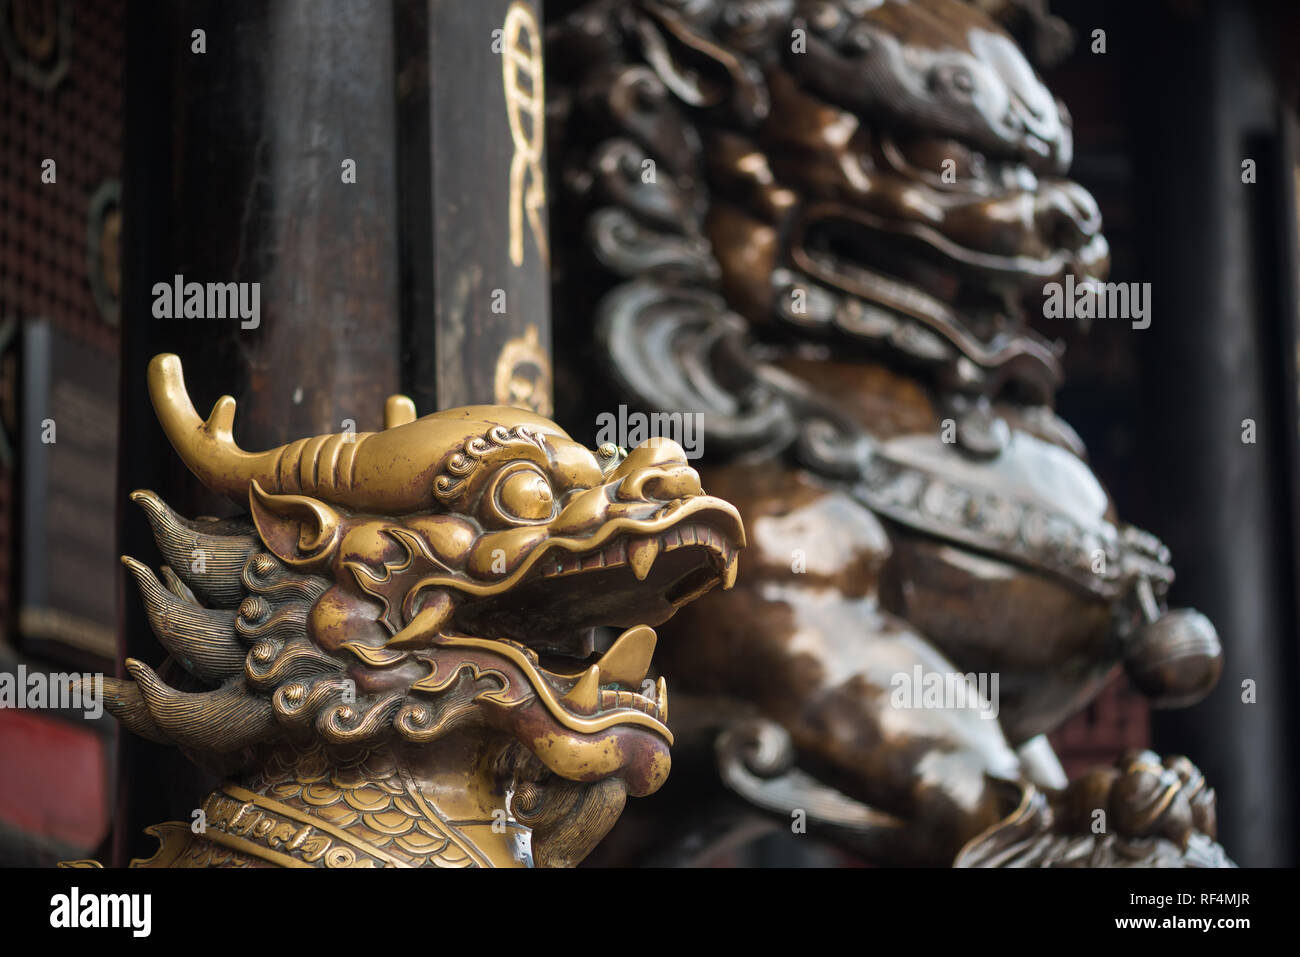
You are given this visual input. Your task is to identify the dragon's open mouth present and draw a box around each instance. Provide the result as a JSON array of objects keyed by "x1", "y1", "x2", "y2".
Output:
[
  {"x1": 539, "y1": 625, "x2": 669, "y2": 724},
  {"x1": 453, "y1": 504, "x2": 742, "y2": 740}
]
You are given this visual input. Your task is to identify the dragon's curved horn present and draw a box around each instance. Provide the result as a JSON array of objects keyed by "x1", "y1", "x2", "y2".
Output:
[
  {"x1": 148, "y1": 353, "x2": 571, "y2": 513},
  {"x1": 384, "y1": 395, "x2": 416, "y2": 429},
  {"x1": 148, "y1": 353, "x2": 287, "y2": 504},
  {"x1": 148, "y1": 353, "x2": 389, "y2": 507}
]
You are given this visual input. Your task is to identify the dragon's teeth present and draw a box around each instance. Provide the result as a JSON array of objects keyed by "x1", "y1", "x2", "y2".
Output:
[
  {"x1": 598, "y1": 625, "x2": 657, "y2": 687},
  {"x1": 560, "y1": 665, "x2": 600, "y2": 713},
  {"x1": 722, "y1": 551, "x2": 739, "y2": 589},
  {"x1": 627, "y1": 536, "x2": 659, "y2": 581}
]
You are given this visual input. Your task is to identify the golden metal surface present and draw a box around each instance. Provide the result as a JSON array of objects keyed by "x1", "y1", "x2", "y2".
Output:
[{"x1": 92, "y1": 353, "x2": 744, "y2": 867}]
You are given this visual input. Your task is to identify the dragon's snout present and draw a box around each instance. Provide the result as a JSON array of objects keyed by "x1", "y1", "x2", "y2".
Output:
[{"x1": 612, "y1": 438, "x2": 705, "y2": 502}]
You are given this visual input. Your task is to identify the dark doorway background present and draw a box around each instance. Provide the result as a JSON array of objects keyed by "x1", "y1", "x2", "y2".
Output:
[{"x1": 1040, "y1": 0, "x2": 1300, "y2": 867}]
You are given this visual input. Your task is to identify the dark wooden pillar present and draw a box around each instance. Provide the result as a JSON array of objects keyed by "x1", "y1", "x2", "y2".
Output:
[
  {"x1": 1129, "y1": 0, "x2": 1299, "y2": 867},
  {"x1": 116, "y1": 1, "x2": 403, "y2": 864},
  {"x1": 401, "y1": 0, "x2": 553, "y2": 416}
]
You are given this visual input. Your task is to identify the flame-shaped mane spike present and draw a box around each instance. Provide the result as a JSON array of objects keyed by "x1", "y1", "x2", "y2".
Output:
[
  {"x1": 125, "y1": 658, "x2": 276, "y2": 753},
  {"x1": 130, "y1": 489, "x2": 258, "y2": 607},
  {"x1": 122, "y1": 556, "x2": 245, "y2": 683}
]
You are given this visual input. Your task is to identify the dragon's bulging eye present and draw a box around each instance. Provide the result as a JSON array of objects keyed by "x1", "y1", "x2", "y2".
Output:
[{"x1": 493, "y1": 465, "x2": 556, "y2": 523}]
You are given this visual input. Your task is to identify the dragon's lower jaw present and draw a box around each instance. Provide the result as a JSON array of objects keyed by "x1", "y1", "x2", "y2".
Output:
[
  {"x1": 546, "y1": 625, "x2": 668, "y2": 724},
  {"x1": 507, "y1": 700, "x2": 672, "y2": 797},
  {"x1": 447, "y1": 515, "x2": 741, "y2": 795},
  {"x1": 469, "y1": 623, "x2": 674, "y2": 797}
]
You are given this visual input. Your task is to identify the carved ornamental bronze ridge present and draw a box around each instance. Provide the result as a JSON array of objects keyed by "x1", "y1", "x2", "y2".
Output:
[
  {"x1": 783, "y1": 231, "x2": 1066, "y2": 399},
  {"x1": 793, "y1": 407, "x2": 1176, "y2": 607},
  {"x1": 850, "y1": 438, "x2": 1174, "y2": 602}
]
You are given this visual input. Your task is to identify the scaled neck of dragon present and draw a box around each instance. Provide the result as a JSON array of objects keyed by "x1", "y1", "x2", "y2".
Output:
[{"x1": 144, "y1": 735, "x2": 605, "y2": 868}]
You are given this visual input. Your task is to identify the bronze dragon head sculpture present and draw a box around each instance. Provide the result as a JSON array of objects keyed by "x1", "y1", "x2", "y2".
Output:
[
  {"x1": 549, "y1": 0, "x2": 1230, "y2": 866},
  {"x1": 93, "y1": 354, "x2": 744, "y2": 868}
]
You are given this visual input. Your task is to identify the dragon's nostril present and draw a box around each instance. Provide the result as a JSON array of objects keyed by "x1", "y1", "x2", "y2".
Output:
[
  {"x1": 646, "y1": 468, "x2": 702, "y2": 500},
  {"x1": 619, "y1": 465, "x2": 703, "y2": 502}
]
